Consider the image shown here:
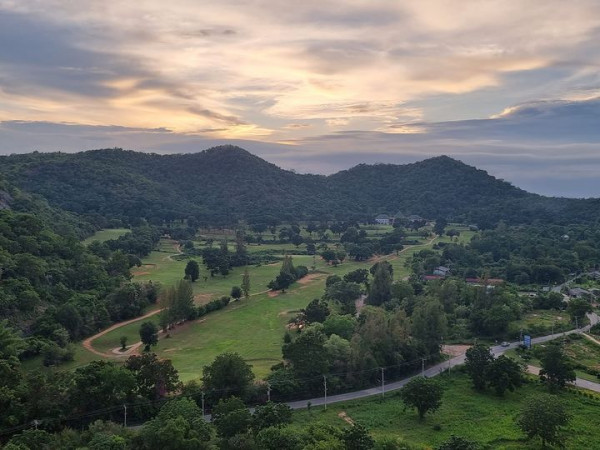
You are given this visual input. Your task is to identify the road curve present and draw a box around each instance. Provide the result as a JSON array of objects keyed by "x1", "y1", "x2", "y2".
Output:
[{"x1": 286, "y1": 312, "x2": 600, "y2": 410}]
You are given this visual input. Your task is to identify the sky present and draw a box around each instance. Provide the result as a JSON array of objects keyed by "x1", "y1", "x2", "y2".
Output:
[{"x1": 1, "y1": 1, "x2": 599, "y2": 197}]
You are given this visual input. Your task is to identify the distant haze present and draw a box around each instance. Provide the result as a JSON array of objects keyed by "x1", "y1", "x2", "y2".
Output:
[{"x1": 1, "y1": 1, "x2": 600, "y2": 197}]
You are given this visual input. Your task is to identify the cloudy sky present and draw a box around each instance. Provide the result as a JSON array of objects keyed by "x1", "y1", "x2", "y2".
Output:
[{"x1": 1, "y1": 1, "x2": 599, "y2": 197}]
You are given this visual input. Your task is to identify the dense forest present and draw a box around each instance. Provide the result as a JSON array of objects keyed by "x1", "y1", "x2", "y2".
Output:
[
  {"x1": 0, "y1": 177, "x2": 162, "y2": 365},
  {"x1": 1, "y1": 146, "x2": 599, "y2": 227}
]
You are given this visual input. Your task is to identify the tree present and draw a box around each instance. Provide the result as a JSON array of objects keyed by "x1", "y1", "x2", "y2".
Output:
[
  {"x1": 173, "y1": 280, "x2": 195, "y2": 322},
  {"x1": 539, "y1": 344, "x2": 575, "y2": 391},
  {"x1": 343, "y1": 269, "x2": 369, "y2": 286},
  {"x1": 342, "y1": 423, "x2": 375, "y2": 450},
  {"x1": 325, "y1": 281, "x2": 361, "y2": 315},
  {"x1": 231, "y1": 286, "x2": 242, "y2": 301},
  {"x1": 125, "y1": 353, "x2": 180, "y2": 400},
  {"x1": 399, "y1": 377, "x2": 443, "y2": 419},
  {"x1": 282, "y1": 325, "x2": 328, "y2": 380},
  {"x1": 291, "y1": 234, "x2": 304, "y2": 247},
  {"x1": 184, "y1": 260, "x2": 200, "y2": 282},
  {"x1": 464, "y1": 344, "x2": 493, "y2": 391},
  {"x1": 139, "y1": 321, "x2": 158, "y2": 351},
  {"x1": 140, "y1": 397, "x2": 212, "y2": 450},
  {"x1": 212, "y1": 396, "x2": 252, "y2": 438},
  {"x1": 252, "y1": 402, "x2": 292, "y2": 433},
  {"x1": 202, "y1": 352, "x2": 255, "y2": 401},
  {"x1": 567, "y1": 297, "x2": 592, "y2": 325},
  {"x1": 302, "y1": 298, "x2": 330, "y2": 324},
  {"x1": 486, "y1": 355, "x2": 523, "y2": 396},
  {"x1": 120, "y1": 336, "x2": 127, "y2": 350},
  {"x1": 70, "y1": 361, "x2": 136, "y2": 412},
  {"x1": 518, "y1": 394, "x2": 570, "y2": 448},
  {"x1": 434, "y1": 217, "x2": 447, "y2": 235},
  {"x1": 368, "y1": 263, "x2": 392, "y2": 306},
  {"x1": 411, "y1": 298, "x2": 446, "y2": 355},
  {"x1": 241, "y1": 268, "x2": 251, "y2": 300}
]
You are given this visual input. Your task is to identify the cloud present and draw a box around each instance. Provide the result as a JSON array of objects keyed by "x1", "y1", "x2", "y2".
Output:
[{"x1": 1, "y1": 1, "x2": 600, "y2": 196}]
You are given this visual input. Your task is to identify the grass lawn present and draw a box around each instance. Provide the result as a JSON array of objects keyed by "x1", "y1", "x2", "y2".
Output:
[
  {"x1": 82, "y1": 228, "x2": 129, "y2": 245},
  {"x1": 290, "y1": 372, "x2": 600, "y2": 449},
  {"x1": 74, "y1": 233, "x2": 446, "y2": 381},
  {"x1": 505, "y1": 335, "x2": 600, "y2": 383},
  {"x1": 510, "y1": 310, "x2": 572, "y2": 336}
]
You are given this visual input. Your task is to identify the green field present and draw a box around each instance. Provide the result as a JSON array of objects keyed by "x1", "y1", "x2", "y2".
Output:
[
  {"x1": 76, "y1": 228, "x2": 464, "y2": 381},
  {"x1": 291, "y1": 373, "x2": 600, "y2": 449},
  {"x1": 506, "y1": 335, "x2": 600, "y2": 383},
  {"x1": 82, "y1": 228, "x2": 130, "y2": 244}
]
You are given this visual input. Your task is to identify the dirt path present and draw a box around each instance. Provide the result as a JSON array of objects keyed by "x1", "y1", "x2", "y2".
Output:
[
  {"x1": 583, "y1": 333, "x2": 600, "y2": 346},
  {"x1": 82, "y1": 308, "x2": 164, "y2": 358}
]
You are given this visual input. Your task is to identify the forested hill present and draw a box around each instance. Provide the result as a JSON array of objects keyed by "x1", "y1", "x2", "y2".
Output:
[{"x1": 1, "y1": 146, "x2": 598, "y2": 227}]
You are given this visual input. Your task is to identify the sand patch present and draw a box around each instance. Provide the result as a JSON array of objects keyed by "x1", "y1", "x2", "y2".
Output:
[
  {"x1": 132, "y1": 271, "x2": 150, "y2": 276},
  {"x1": 297, "y1": 273, "x2": 322, "y2": 284},
  {"x1": 268, "y1": 290, "x2": 280, "y2": 298},
  {"x1": 194, "y1": 293, "x2": 214, "y2": 305},
  {"x1": 338, "y1": 412, "x2": 354, "y2": 425}
]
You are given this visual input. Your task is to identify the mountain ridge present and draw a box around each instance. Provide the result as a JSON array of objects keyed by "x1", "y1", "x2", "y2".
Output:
[{"x1": 0, "y1": 145, "x2": 597, "y2": 227}]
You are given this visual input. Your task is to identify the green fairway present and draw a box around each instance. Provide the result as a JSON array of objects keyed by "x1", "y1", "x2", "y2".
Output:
[
  {"x1": 82, "y1": 228, "x2": 129, "y2": 244},
  {"x1": 291, "y1": 373, "x2": 600, "y2": 449},
  {"x1": 78, "y1": 232, "x2": 449, "y2": 381}
]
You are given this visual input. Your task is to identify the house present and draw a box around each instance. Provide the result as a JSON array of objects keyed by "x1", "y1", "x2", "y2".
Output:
[
  {"x1": 423, "y1": 275, "x2": 444, "y2": 282},
  {"x1": 374, "y1": 214, "x2": 392, "y2": 225},
  {"x1": 468, "y1": 224, "x2": 479, "y2": 231},
  {"x1": 433, "y1": 266, "x2": 451, "y2": 277},
  {"x1": 568, "y1": 287, "x2": 591, "y2": 299}
]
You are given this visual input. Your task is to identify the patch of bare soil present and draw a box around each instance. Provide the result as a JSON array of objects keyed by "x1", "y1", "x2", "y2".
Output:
[
  {"x1": 131, "y1": 271, "x2": 150, "y2": 276},
  {"x1": 268, "y1": 290, "x2": 280, "y2": 298},
  {"x1": 338, "y1": 411, "x2": 354, "y2": 425},
  {"x1": 297, "y1": 273, "x2": 322, "y2": 284},
  {"x1": 194, "y1": 293, "x2": 214, "y2": 305},
  {"x1": 442, "y1": 344, "x2": 471, "y2": 357}
]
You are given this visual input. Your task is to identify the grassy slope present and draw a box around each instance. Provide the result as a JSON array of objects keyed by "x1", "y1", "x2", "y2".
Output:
[
  {"x1": 82, "y1": 228, "x2": 129, "y2": 245},
  {"x1": 72, "y1": 227, "x2": 468, "y2": 381},
  {"x1": 291, "y1": 373, "x2": 600, "y2": 449}
]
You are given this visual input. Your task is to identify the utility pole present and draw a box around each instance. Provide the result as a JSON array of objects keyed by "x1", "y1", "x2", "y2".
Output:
[
  {"x1": 575, "y1": 316, "x2": 579, "y2": 331},
  {"x1": 123, "y1": 404, "x2": 127, "y2": 428},
  {"x1": 421, "y1": 358, "x2": 425, "y2": 377},
  {"x1": 381, "y1": 368, "x2": 385, "y2": 398},
  {"x1": 201, "y1": 392, "x2": 205, "y2": 418},
  {"x1": 520, "y1": 329, "x2": 523, "y2": 344},
  {"x1": 267, "y1": 383, "x2": 271, "y2": 402},
  {"x1": 323, "y1": 376, "x2": 328, "y2": 410}
]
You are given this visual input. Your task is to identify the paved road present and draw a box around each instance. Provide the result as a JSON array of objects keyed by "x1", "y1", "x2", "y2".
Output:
[{"x1": 287, "y1": 311, "x2": 600, "y2": 410}]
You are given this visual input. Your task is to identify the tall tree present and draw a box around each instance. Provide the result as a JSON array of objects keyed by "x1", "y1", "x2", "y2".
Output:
[
  {"x1": 464, "y1": 344, "x2": 493, "y2": 391},
  {"x1": 202, "y1": 352, "x2": 255, "y2": 401},
  {"x1": 125, "y1": 353, "x2": 180, "y2": 400},
  {"x1": 539, "y1": 344, "x2": 576, "y2": 391},
  {"x1": 368, "y1": 263, "x2": 392, "y2": 306},
  {"x1": 139, "y1": 321, "x2": 158, "y2": 351},
  {"x1": 173, "y1": 280, "x2": 195, "y2": 322},
  {"x1": 518, "y1": 394, "x2": 571, "y2": 448},
  {"x1": 184, "y1": 260, "x2": 200, "y2": 282},
  {"x1": 399, "y1": 377, "x2": 443, "y2": 419},
  {"x1": 241, "y1": 268, "x2": 251, "y2": 300},
  {"x1": 411, "y1": 298, "x2": 447, "y2": 355},
  {"x1": 486, "y1": 355, "x2": 524, "y2": 396}
]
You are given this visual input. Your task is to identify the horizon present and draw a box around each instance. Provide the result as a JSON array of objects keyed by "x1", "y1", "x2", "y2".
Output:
[{"x1": 1, "y1": 1, "x2": 600, "y2": 197}]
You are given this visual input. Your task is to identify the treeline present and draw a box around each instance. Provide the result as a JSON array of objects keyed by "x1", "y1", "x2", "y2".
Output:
[
  {"x1": 3, "y1": 147, "x2": 600, "y2": 228},
  {"x1": 418, "y1": 223, "x2": 600, "y2": 284}
]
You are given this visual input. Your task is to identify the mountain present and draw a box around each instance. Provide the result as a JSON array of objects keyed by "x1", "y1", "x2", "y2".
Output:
[{"x1": 1, "y1": 146, "x2": 598, "y2": 227}]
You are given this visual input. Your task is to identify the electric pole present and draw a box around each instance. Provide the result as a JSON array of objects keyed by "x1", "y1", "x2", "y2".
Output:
[
  {"x1": 123, "y1": 404, "x2": 127, "y2": 427},
  {"x1": 267, "y1": 383, "x2": 271, "y2": 402},
  {"x1": 201, "y1": 392, "x2": 205, "y2": 418},
  {"x1": 381, "y1": 367, "x2": 385, "y2": 398},
  {"x1": 421, "y1": 358, "x2": 425, "y2": 377},
  {"x1": 323, "y1": 376, "x2": 328, "y2": 410}
]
